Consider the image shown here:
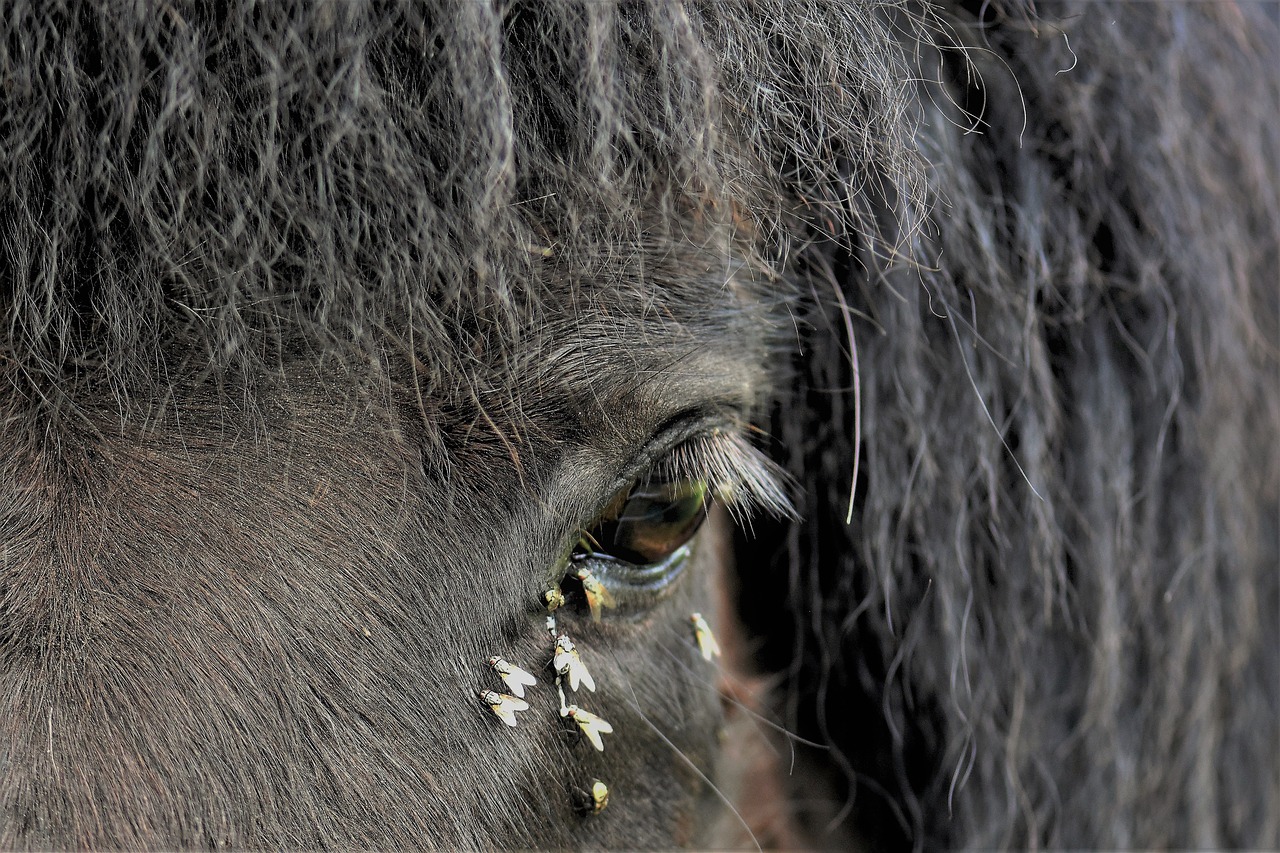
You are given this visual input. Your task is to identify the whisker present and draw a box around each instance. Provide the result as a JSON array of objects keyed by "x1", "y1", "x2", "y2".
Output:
[
  {"x1": 653, "y1": 635, "x2": 830, "y2": 753},
  {"x1": 609, "y1": 650, "x2": 763, "y2": 853},
  {"x1": 654, "y1": 626, "x2": 914, "y2": 843}
]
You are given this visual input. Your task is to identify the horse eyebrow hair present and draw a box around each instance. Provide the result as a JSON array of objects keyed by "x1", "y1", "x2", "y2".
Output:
[{"x1": 665, "y1": 428, "x2": 797, "y2": 523}]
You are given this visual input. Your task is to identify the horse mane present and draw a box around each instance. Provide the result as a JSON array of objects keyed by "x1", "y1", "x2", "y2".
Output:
[{"x1": 739, "y1": 2, "x2": 1279, "y2": 846}]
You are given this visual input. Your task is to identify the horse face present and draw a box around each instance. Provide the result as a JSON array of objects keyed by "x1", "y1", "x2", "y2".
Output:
[{"x1": 0, "y1": 262, "x2": 782, "y2": 849}]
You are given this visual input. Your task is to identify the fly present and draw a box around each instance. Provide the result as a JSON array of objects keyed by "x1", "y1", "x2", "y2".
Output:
[
  {"x1": 575, "y1": 779, "x2": 609, "y2": 815},
  {"x1": 544, "y1": 586, "x2": 566, "y2": 611},
  {"x1": 690, "y1": 612, "x2": 721, "y2": 661},
  {"x1": 478, "y1": 689, "x2": 530, "y2": 727},
  {"x1": 572, "y1": 565, "x2": 616, "y2": 622},
  {"x1": 487, "y1": 656, "x2": 538, "y2": 698},
  {"x1": 589, "y1": 779, "x2": 609, "y2": 813},
  {"x1": 562, "y1": 704, "x2": 614, "y2": 752},
  {"x1": 553, "y1": 633, "x2": 596, "y2": 692}
]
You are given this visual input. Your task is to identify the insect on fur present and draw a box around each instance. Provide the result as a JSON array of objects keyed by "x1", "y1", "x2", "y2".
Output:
[
  {"x1": 690, "y1": 612, "x2": 721, "y2": 661},
  {"x1": 572, "y1": 565, "x2": 616, "y2": 622},
  {"x1": 487, "y1": 656, "x2": 538, "y2": 698},
  {"x1": 589, "y1": 779, "x2": 609, "y2": 813},
  {"x1": 553, "y1": 633, "x2": 596, "y2": 692},
  {"x1": 574, "y1": 779, "x2": 610, "y2": 815},
  {"x1": 544, "y1": 586, "x2": 566, "y2": 611},
  {"x1": 478, "y1": 689, "x2": 530, "y2": 727},
  {"x1": 562, "y1": 705, "x2": 614, "y2": 752}
]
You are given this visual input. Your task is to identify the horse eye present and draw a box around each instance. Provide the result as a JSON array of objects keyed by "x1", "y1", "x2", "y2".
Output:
[
  {"x1": 554, "y1": 443, "x2": 726, "y2": 619},
  {"x1": 580, "y1": 474, "x2": 710, "y2": 566}
]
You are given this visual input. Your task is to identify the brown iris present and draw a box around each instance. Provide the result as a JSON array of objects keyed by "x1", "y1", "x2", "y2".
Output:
[{"x1": 579, "y1": 475, "x2": 710, "y2": 566}]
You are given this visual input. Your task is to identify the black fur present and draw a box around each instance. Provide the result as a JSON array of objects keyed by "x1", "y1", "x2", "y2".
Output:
[{"x1": 1, "y1": 0, "x2": 1276, "y2": 849}]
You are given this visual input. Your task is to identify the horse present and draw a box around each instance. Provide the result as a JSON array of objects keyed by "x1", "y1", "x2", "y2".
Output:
[{"x1": 2, "y1": 1, "x2": 1276, "y2": 848}]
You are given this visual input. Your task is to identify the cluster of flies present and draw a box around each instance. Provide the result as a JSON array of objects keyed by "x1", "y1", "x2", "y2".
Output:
[{"x1": 475, "y1": 563, "x2": 722, "y2": 817}]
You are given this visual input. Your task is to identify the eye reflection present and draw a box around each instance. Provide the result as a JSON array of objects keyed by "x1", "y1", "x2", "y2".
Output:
[
  {"x1": 558, "y1": 470, "x2": 710, "y2": 617},
  {"x1": 579, "y1": 475, "x2": 710, "y2": 566}
]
